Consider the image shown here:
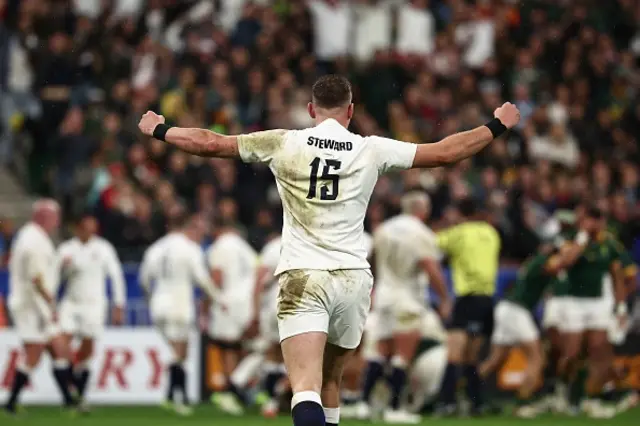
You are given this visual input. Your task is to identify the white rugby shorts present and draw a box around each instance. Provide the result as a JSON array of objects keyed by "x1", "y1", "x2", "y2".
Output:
[
  {"x1": 209, "y1": 301, "x2": 253, "y2": 342},
  {"x1": 542, "y1": 296, "x2": 569, "y2": 329},
  {"x1": 277, "y1": 269, "x2": 373, "y2": 349},
  {"x1": 491, "y1": 300, "x2": 539, "y2": 345},
  {"x1": 154, "y1": 318, "x2": 191, "y2": 342},
  {"x1": 374, "y1": 301, "x2": 435, "y2": 341},
  {"x1": 59, "y1": 301, "x2": 106, "y2": 338},
  {"x1": 559, "y1": 296, "x2": 612, "y2": 333},
  {"x1": 9, "y1": 303, "x2": 59, "y2": 344}
]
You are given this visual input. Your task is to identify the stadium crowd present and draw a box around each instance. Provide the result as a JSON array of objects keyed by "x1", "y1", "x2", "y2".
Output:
[
  {"x1": 1, "y1": 0, "x2": 639, "y2": 262},
  {"x1": 1, "y1": 0, "x2": 640, "y2": 423}
]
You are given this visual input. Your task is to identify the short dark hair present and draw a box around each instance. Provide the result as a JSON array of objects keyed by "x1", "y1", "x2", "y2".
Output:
[{"x1": 311, "y1": 74, "x2": 353, "y2": 109}]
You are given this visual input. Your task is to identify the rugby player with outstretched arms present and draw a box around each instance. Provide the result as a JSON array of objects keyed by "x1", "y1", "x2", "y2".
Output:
[{"x1": 138, "y1": 75, "x2": 520, "y2": 426}]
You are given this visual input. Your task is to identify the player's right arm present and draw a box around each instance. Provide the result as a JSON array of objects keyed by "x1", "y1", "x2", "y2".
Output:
[
  {"x1": 205, "y1": 243, "x2": 225, "y2": 290},
  {"x1": 412, "y1": 103, "x2": 520, "y2": 168},
  {"x1": 138, "y1": 111, "x2": 286, "y2": 162},
  {"x1": 543, "y1": 230, "x2": 590, "y2": 276},
  {"x1": 138, "y1": 248, "x2": 156, "y2": 299},
  {"x1": 24, "y1": 248, "x2": 56, "y2": 318},
  {"x1": 189, "y1": 247, "x2": 220, "y2": 302}
]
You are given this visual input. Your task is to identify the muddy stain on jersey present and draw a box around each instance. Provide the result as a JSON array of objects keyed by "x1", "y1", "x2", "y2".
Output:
[{"x1": 238, "y1": 129, "x2": 287, "y2": 163}]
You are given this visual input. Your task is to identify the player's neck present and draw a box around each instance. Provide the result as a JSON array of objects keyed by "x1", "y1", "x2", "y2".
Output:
[
  {"x1": 314, "y1": 114, "x2": 349, "y2": 129},
  {"x1": 78, "y1": 235, "x2": 92, "y2": 244}
]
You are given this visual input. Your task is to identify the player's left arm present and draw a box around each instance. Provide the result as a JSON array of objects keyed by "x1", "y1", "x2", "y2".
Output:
[
  {"x1": 138, "y1": 250, "x2": 156, "y2": 300},
  {"x1": 417, "y1": 231, "x2": 452, "y2": 319},
  {"x1": 412, "y1": 103, "x2": 520, "y2": 168},
  {"x1": 104, "y1": 242, "x2": 126, "y2": 325}
]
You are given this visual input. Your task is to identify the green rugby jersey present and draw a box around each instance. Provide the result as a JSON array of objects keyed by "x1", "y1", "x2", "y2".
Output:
[
  {"x1": 508, "y1": 253, "x2": 554, "y2": 310},
  {"x1": 567, "y1": 235, "x2": 624, "y2": 298}
]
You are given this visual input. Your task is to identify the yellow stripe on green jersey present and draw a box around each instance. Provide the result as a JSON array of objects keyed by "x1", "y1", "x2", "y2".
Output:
[{"x1": 437, "y1": 221, "x2": 500, "y2": 296}]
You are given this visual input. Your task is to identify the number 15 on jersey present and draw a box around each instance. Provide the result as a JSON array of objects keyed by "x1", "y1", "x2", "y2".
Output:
[{"x1": 307, "y1": 157, "x2": 341, "y2": 201}]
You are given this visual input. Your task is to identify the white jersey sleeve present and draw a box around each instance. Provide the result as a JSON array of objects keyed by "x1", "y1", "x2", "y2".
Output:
[
  {"x1": 102, "y1": 241, "x2": 126, "y2": 307},
  {"x1": 413, "y1": 225, "x2": 442, "y2": 261},
  {"x1": 237, "y1": 129, "x2": 288, "y2": 164},
  {"x1": 366, "y1": 135, "x2": 417, "y2": 174}
]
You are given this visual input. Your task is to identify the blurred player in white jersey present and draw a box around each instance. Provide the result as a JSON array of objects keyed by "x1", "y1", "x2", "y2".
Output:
[
  {"x1": 255, "y1": 233, "x2": 286, "y2": 417},
  {"x1": 139, "y1": 74, "x2": 520, "y2": 426},
  {"x1": 140, "y1": 214, "x2": 218, "y2": 415},
  {"x1": 206, "y1": 219, "x2": 257, "y2": 414},
  {"x1": 57, "y1": 213, "x2": 126, "y2": 409},
  {"x1": 4, "y1": 200, "x2": 76, "y2": 414},
  {"x1": 356, "y1": 192, "x2": 451, "y2": 424}
]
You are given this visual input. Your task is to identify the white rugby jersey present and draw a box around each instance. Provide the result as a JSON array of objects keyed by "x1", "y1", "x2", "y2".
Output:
[
  {"x1": 373, "y1": 214, "x2": 441, "y2": 304},
  {"x1": 206, "y1": 231, "x2": 257, "y2": 304},
  {"x1": 260, "y1": 236, "x2": 282, "y2": 281},
  {"x1": 8, "y1": 222, "x2": 57, "y2": 315},
  {"x1": 237, "y1": 119, "x2": 417, "y2": 275},
  {"x1": 58, "y1": 236, "x2": 125, "y2": 307},
  {"x1": 140, "y1": 232, "x2": 216, "y2": 319},
  {"x1": 363, "y1": 231, "x2": 373, "y2": 259}
]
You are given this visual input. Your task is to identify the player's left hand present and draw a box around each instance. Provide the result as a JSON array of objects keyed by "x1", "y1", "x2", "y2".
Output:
[
  {"x1": 138, "y1": 111, "x2": 165, "y2": 136},
  {"x1": 112, "y1": 306, "x2": 125, "y2": 326}
]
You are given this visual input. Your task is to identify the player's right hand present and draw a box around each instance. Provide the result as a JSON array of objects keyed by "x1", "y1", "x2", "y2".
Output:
[
  {"x1": 138, "y1": 111, "x2": 165, "y2": 136},
  {"x1": 494, "y1": 102, "x2": 521, "y2": 129}
]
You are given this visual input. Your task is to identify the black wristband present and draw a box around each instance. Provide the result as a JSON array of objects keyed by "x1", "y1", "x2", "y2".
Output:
[
  {"x1": 485, "y1": 118, "x2": 507, "y2": 138},
  {"x1": 152, "y1": 123, "x2": 172, "y2": 141}
]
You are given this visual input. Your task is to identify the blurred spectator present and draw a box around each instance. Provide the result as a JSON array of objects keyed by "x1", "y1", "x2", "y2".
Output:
[
  {"x1": 308, "y1": 0, "x2": 351, "y2": 71},
  {"x1": 352, "y1": 0, "x2": 392, "y2": 64},
  {"x1": 396, "y1": 0, "x2": 435, "y2": 56},
  {"x1": 528, "y1": 124, "x2": 579, "y2": 169}
]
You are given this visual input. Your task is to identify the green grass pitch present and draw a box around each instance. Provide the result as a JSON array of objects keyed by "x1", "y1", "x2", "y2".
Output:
[{"x1": 4, "y1": 406, "x2": 640, "y2": 426}]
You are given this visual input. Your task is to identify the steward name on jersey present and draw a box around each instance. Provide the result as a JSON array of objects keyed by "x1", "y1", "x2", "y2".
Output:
[{"x1": 307, "y1": 136, "x2": 353, "y2": 151}]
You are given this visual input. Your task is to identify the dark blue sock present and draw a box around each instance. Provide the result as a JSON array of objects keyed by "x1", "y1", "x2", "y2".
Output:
[
  {"x1": 6, "y1": 369, "x2": 29, "y2": 410},
  {"x1": 265, "y1": 371, "x2": 284, "y2": 398},
  {"x1": 439, "y1": 363, "x2": 460, "y2": 406},
  {"x1": 362, "y1": 360, "x2": 384, "y2": 403},
  {"x1": 292, "y1": 400, "x2": 325, "y2": 426},
  {"x1": 464, "y1": 364, "x2": 483, "y2": 409},
  {"x1": 388, "y1": 366, "x2": 408, "y2": 410}
]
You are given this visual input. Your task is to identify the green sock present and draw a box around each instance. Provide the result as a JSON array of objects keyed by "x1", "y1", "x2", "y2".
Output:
[{"x1": 569, "y1": 368, "x2": 588, "y2": 406}]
